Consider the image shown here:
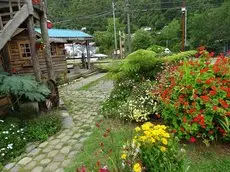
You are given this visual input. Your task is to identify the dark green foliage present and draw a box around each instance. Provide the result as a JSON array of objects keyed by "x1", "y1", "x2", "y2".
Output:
[
  {"x1": 25, "y1": 111, "x2": 62, "y2": 141},
  {"x1": 132, "y1": 29, "x2": 153, "y2": 51},
  {"x1": 0, "y1": 109, "x2": 62, "y2": 165},
  {"x1": 0, "y1": 118, "x2": 26, "y2": 164},
  {"x1": 112, "y1": 49, "x2": 162, "y2": 82},
  {"x1": 0, "y1": 71, "x2": 50, "y2": 102}
]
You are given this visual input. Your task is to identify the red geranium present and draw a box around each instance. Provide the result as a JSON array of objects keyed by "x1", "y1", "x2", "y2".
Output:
[{"x1": 189, "y1": 136, "x2": 196, "y2": 143}]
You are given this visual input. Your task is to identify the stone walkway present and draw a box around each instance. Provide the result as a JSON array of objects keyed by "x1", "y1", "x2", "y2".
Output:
[{"x1": 3, "y1": 73, "x2": 113, "y2": 172}]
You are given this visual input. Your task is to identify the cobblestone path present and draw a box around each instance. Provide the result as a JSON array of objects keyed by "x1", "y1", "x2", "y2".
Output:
[{"x1": 3, "y1": 73, "x2": 113, "y2": 172}]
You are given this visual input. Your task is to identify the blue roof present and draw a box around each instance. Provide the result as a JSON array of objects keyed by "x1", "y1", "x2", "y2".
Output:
[{"x1": 35, "y1": 28, "x2": 93, "y2": 39}]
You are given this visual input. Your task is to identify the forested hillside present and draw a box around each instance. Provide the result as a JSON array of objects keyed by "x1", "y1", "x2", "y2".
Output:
[{"x1": 47, "y1": 0, "x2": 229, "y2": 53}]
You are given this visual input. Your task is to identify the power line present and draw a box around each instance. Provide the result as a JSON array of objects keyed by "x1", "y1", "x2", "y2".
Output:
[{"x1": 53, "y1": 11, "x2": 112, "y2": 24}]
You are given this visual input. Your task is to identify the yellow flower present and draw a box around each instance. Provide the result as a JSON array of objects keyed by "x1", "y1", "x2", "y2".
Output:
[
  {"x1": 121, "y1": 153, "x2": 127, "y2": 160},
  {"x1": 162, "y1": 138, "x2": 168, "y2": 145},
  {"x1": 135, "y1": 127, "x2": 141, "y2": 132},
  {"x1": 160, "y1": 146, "x2": 167, "y2": 152},
  {"x1": 133, "y1": 163, "x2": 142, "y2": 172},
  {"x1": 141, "y1": 122, "x2": 153, "y2": 131}
]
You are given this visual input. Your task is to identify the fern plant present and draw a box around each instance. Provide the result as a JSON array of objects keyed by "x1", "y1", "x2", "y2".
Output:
[{"x1": 0, "y1": 69, "x2": 50, "y2": 102}]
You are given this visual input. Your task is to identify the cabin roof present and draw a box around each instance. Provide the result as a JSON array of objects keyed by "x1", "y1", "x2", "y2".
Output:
[{"x1": 35, "y1": 28, "x2": 93, "y2": 41}]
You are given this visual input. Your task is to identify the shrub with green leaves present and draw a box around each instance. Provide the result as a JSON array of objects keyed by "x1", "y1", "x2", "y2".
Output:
[
  {"x1": 25, "y1": 111, "x2": 62, "y2": 141},
  {"x1": 132, "y1": 29, "x2": 153, "y2": 51},
  {"x1": 0, "y1": 71, "x2": 50, "y2": 102}
]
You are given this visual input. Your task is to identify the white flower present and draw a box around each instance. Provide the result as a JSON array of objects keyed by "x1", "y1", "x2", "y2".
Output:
[
  {"x1": 0, "y1": 120, "x2": 4, "y2": 123},
  {"x1": 5, "y1": 137, "x2": 8, "y2": 139},
  {"x1": 1, "y1": 153, "x2": 5, "y2": 156}
]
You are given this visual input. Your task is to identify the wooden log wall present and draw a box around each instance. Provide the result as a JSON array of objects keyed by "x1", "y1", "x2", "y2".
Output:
[{"x1": 6, "y1": 31, "x2": 67, "y2": 80}]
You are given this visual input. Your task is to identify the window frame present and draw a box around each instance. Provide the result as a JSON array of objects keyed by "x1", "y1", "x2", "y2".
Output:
[{"x1": 18, "y1": 41, "x2": 32, "y2": 59}]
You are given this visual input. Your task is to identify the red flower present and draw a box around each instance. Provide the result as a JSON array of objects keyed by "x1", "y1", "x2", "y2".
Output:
[
  {"x1": 200, "y1": 68, "x2": 209, "y2": 74},
  {"x1": 213, "y1": 106, "x2": 218, "y2": 111},
  {"x1": 209, "y1": 90, "x2": 217, "y2": 96},
  {"x1": 106, "y1": 128, "x2": 111, "y2": 133},
  {"x1": 77, "y1": 166, "x2": 87, "y2": 172},
  {"x1": 183, "y1": 117, "x2": 187, "y2": 123},
  {"x1": 96, "y1": 161, "x2": 101, "y2": 167},
  {"x1": 189, "y1": 136, "x2": 196, "y2": 143},
  {"x1": 172, "y1": 129, "x2": 177, "y2": 133},
  {"x1": 226, "y1": 112, "x2": 230, "y2": 116},
  {"x1": 200, "y1": 95, "x2": 210, "y2": 102},
  {"x1": 103, "y1": 133, "x2": 108, "y2": 137},
  {"x1": 208, "y1": 130, "x2": 214, "y2": 135},
  {"x1": 99, "y1": 167, "x2": 109, "y2": 172},
  {"x1": 209, "y1": 52, "x2": 215, "y2": 57},
  {"x1": 219, "y1": 99, "x2": 229, "y2": 109},
  {"x1": 96, "y1": 123, "x2": 100, "y2": 128}
]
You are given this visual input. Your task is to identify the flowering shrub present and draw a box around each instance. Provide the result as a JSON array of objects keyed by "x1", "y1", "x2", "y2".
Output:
[
  {"x1": 121, "y1": 122, "x2": 186, "y2": 172},
  {"x1": 119, "y1": 81, "x2": 158, "y2": 122},
  {"x1": 0, "y1": 119, "x2": 26, "y2": 164},
  {"x1": 154, "y1": 48, "x2": 230, "y2": 141}
]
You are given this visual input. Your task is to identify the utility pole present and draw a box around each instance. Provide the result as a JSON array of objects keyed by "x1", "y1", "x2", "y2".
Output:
[
  {"x1": 125, "y1": 0, "x2": 131, "y2": 54},
  {"x1": 181, "y1": 0, "x2": 187, "y2": 51},
  {"x1": 119, "y1": 30, "x2": 123, "y2": 58},
  {"x1": 112, "y1": 0, "x2": 118, "y2": 51}
]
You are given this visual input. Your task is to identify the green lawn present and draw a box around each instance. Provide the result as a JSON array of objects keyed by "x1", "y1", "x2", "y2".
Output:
[{"x1": 66, "y1": 119, "x2": 230, "y2": 172}]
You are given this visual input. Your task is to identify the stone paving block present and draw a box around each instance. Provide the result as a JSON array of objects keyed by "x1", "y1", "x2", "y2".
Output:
[
  {"x1": 40, "y1": 158, "x2": 51, "y2": 165},
  {"x1": 4, "y1": 162, "x2": 15, "y2": 170},
  {"x1": 56, "y1": 168, "x2": 65, "y2": 172},
  {"x1": 39, "y1": 141, "x2": 48, "y2": 148},
  {"x1": 34, "y1": 154, "x2": 46, "y2": 161},
  {"x1": 47, "y1": 150, "x2": 59, "y2": 157},
  {"x1": 60, "y1": 146, "x2": 71, "y2": 154},
  {"x1": 62, "y1": 159, "x2": 71, "y2": 167},
  {"x1": 10, "y1": 166, "x2": 20, "y2": 172},
  {"x1": 53, "y1": 154, "x2": 65, "y2": 162},
  {"x1": 31, "y1": 166, "x2": 43, "y2": 172},
  {"x1": 24, "y1": 161, "x2": 37, "y2": 170},
  {"x1": 28, "y1": 148, "x2": 41, "y2": 156},
  {"x1": 55, "y1": 142, "x2": 64, "y2": 149},
  {"x1": 44, "y1": 162, "x2": 60, "y2": 171},
  {"x1": 18, "y1": 157, "x2": 32, "y2": 165},
  {"x1": 49, "y1": 139, "x2": 61, "y2": 145}
]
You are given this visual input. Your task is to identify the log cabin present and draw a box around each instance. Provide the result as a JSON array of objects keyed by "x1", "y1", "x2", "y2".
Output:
[{"x1": 1, "y1": 29, "x2": 68, "y2": 81}]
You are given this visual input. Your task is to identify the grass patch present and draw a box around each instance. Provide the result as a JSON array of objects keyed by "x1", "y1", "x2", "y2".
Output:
[
  {"x1": 79, "y1": 74, "x2": 109, "y2": 90},
  {"x1": 65, "y1": 119, "x2": 135, "y2": 172},
  {"x1": 186, "y1": 142, "x2": 230, "y2": 172}
]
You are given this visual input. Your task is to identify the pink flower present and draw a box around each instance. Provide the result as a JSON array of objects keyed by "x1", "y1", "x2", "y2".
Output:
[{"x1": 189, "y1": 136, "x2": 196, "y2": 143}]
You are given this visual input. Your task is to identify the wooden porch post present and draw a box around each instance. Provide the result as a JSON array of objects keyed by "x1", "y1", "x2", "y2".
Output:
[
  {"x1": 27, "y1": 15, "x2": 42, "y2": 82},
  {"x1": 1, "y1": 45, "x2": 12, "y2": 75},
  {"x1": 39, "y1": 0, "x2": 54, "y2": 80},
  {"x1": 86, "y1": 40, "x2": 91, "y2": 69}
]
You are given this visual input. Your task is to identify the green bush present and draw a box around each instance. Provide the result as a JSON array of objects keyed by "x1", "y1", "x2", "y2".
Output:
[
  {"x1": 132, "y1": 29, "x2": 153, "y2": 51},
  {"x1": 112, "y1": 49, "x2": 162, "y2": 82},
  {"x1": 25, "y1": 111, "x2": 62, "y2": 141}
]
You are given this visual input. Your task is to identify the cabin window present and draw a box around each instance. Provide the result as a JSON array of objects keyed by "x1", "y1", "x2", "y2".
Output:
[
  {"x1": 50, "y1": 44, "x2": 57, "y2": 56},
  {"x1": 19, "y1": 42, "x2": 31, "y2": 58}
]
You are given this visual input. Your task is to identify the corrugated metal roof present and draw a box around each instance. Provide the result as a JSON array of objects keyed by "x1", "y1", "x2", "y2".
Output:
[{"x1": 35, "y1": 28, "x2": 93, "y2": 39}]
